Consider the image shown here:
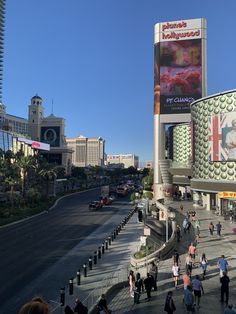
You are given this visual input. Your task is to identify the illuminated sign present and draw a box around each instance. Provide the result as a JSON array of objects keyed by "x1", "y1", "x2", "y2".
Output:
[
  {"x1": 154, "y1": 18, "x2": 206, "y2": 115},
  {"x1": 218, "y1": 192, "x2": 236, "y2": 199}
]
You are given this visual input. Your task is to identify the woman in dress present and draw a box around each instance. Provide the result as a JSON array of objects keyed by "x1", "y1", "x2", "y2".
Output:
[
  {"x1": 129, "y1": 270, "x2": 135, "y2": 297},
  {"x1": 172, "y1": 262, "x2": 180, "y2": 289}
]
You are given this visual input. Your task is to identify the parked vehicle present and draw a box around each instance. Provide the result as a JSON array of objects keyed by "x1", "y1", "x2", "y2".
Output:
[{"x1": 89, "y1": 201, "x2": 103, "y2": 210}]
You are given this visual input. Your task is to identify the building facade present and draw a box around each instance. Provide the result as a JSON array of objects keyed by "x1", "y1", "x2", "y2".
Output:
[
  {"x1": 66, "y1": 135, "x2": 105, "y2": 167},
  {"x1": 191, "y1": 89, "x2": 236, "y2": 214},
  {"x1": 107, "y1": 154, "x2": 139, "y2": 168}
]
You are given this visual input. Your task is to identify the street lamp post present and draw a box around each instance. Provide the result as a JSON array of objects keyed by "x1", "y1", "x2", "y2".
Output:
[{"x1": 166, "y1": 211, "x2": 176, "y2": 242}]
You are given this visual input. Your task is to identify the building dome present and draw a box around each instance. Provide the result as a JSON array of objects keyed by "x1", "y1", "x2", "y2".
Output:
[{"x1": 31, "y1": 94, "x2": 42, "y2": 101}]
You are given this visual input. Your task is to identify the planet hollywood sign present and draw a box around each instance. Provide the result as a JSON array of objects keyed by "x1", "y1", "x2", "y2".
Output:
[{"x1": 160, "y1": 20, "x2": 202, "y2": 41}]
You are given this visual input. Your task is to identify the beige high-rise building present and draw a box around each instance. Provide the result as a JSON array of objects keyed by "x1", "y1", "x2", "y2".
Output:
[
  {"x1": 106, "y1": 154, "x2": 139, "y2": 168},
  {"x1": 66, "y1": 135, "x2": 105, "y2": 167}
]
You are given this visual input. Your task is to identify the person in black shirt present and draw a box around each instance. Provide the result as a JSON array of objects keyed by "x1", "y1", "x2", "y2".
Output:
[
  {"x1": 220, "y1": 272, "x2": 230, "y2": 304},
  {"x1": 144, "y1": 273, "x2": 153, "y2": 301},
  {"x1": 134, "y1": 272, "x2": 144, "y2": 304},
  {"x1": 97, "y1": 294, "x2": 111, "y2": 314}
]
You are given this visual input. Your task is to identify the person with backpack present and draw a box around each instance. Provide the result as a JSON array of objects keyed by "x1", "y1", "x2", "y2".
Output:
[{"x1": 164, "y1": 291, "x2": 176, "y2": 314}]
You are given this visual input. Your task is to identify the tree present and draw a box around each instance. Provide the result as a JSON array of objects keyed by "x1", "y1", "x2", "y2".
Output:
[
  {"x1": 38, "y1": 163, "x2": 57, "y2": 198},
  {"x1": 15, "y1": 150, "x2": 37, "y2": 197}
]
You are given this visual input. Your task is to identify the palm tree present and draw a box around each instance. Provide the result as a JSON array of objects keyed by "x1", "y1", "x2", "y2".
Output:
[
  {"x1": 38, "y1": 163, "x2": 57, "y2": 198},
  {"x1": 15, "y1": 151, "x2": 37, "y2": 197}
]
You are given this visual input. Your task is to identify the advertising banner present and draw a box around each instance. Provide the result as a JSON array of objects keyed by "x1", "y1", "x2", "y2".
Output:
[
  {"x1": 18, "y1": 137, "x2": 50, "y2": 151},
  {"x1": 208, "y1": 112, "x2": 236, "y2": 161},
  {"x1": 154, "y1": 18, "x2": 206, "y2": 115},
  {"x1": 41, "y1": 126, "x2": 60, "y2": 147}
]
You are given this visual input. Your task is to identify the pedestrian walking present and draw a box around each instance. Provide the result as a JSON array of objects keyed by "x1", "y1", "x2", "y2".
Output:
[
  {"x1": 220, "y1": 272, "x2": 230, "y2": 305},
  {"x1": 184, "y1": 285, "x2": 194, "y2": 314},
  {"x1": 129, "y1": 270, "x2": 135, "y2": 297},
  {"x1": 218, "y1": 255, "x2": 228, "y2": 277},
  {"x1": 183, "y1": 271, "x2": 191, "y2": 290},
  {"x1": 164, "y1": 291, "x2": 176, "y2": 314},
  {"x1": 185, "y1": 253, "x2": 193, "y2": 277},
  {"x1": 144, "y1": 273, "x2": 153, "y2": 301},
  {"x1": 149, "y1": 261, "x2": 158, "y2": 291},
  {"x1": 216, "y1": 221, "x2": 222, "y2": 237},
  {"x1": 74, "y1": 298, "x2": 88, "y2": 314},
  {"x1": 200, "y1": 253, "x2": 208, "y2": 279},
  {"x1": 224, "y1": 304, "x2": 236, "y2": 314},
  {"x1": 187, "y1": 220, "x2": 191, "y2": 233},
  {"x1": 172, "y1": 249, "x2": 181, "y2": 266},
  {"x1": 97, "y1": 294, "x2": 112, "y2": 314},
  {"x1": 183, "y1": 218, "x2": 189, "y2": 234},
  {"x1": 134, "y1": 272, "x2": 143, "y2": 304},
  {"x1": 230, "y1": 215, "x2": 234, "y2": 224},
  {"x1": 176, "y1": 225, "x2": 181, "y2": 242},
  {"x1": 194, "y1": 219, "x2": 201, "y2": 230},
  {"x1": 172, "y1": 262, "x2": 180, "y2": 289},
  {"x1": 188, "y1": 242, "x2": 197, "y2": 266},
  {"x1": 195, "y1": 226, "x2": 200, "y2": 244},
  {"x1": 192, "y1": 275, "x2": 204, "y2": 308},
  {"x1": 209, "y1": 221, "x2": 214, "y2": 235}
]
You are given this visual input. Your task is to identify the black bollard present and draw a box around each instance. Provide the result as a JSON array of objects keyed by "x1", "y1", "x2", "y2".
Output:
[
  {"x1": 113, "y1": 230, "x2": 116, "y2": 239},
  {"x1": 116, "y1": 227, "x2": 119, "y2": 236},
  {"x1": 89, "y1": 257, "x2": 92, "y2": 270},
  {"x1": 69, "y1": 278, "x2": 73, "y2": 295},
  {"x1": 108, "y1": 236, "x2": 111, "y2": 245},
  {"x1": 60, "y1": 287, "x2": 65, "y2": 306},
  {"x1": 83, "y1": 263, "x2": 87, "y2": 277},
  {"x1": 105, "y1": 240, "x2": 108, "y2": 250},
  {"x1": 102, "y1": 243, "x2": 105, "y2": 254},
  {"x1": 94, "y1": 251, "x2": 97, "y2": 264},
  {"x1": 98, "y1": 247, "x2": 101, "y2": 259},
  {"x1": 76, "y1": 270, "x2": 81, "y2": 285},
  {"x1": 111, "y1": 233, "x2": 114, "y2": 241}
]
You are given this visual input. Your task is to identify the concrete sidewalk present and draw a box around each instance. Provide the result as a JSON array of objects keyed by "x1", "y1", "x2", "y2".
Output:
[
  {"x1": 109, "y1": 201, "x2": 236, "y2": 314},
  {"x1": 52, "y1": 208, "x2": 144, "y2": 313}
]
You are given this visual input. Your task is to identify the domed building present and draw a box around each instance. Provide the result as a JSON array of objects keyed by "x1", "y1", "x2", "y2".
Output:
[{"x1": 191, "y1": 89, "x2": 236, "y2": 215}]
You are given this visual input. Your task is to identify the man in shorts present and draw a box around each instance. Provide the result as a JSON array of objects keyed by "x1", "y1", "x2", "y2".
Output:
[{"x1": 192, "y1": 275, "x2": 204, "y2": 308}]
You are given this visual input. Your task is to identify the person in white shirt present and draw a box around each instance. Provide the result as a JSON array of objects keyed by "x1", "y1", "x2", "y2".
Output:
[{"x1": 172, "y1": 262, "x2": 180, "y2": 289}]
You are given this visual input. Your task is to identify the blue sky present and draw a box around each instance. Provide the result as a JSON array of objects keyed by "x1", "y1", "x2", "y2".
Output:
[{"x1": 3, "y1": 0, "x2": 236, "y2": 163}]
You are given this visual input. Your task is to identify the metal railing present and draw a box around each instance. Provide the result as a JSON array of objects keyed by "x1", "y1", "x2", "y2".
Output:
[{"x1": 82, "y1": 266, "x2": 129, "y2": 312}]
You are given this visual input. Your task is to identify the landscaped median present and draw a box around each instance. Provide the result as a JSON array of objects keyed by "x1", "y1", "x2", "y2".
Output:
[{"x1": 130, "y1": 203, "x2": 177, "y2": 269}]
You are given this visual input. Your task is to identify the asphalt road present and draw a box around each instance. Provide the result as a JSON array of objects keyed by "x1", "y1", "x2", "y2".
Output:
[{"x1": 0, "y1": 188, "x2": 132, "y2": 313}]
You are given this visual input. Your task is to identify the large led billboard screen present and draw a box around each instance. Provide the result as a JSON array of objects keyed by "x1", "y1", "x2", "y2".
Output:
[
  {"x1": 154, "y1": 18, "x2": 206, "y2": 115},
  {"x1": 208, "y1": 112, "x2": 236, "y2": 162}
]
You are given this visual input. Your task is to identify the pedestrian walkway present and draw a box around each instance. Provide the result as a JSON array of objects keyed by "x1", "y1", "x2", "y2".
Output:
[
  {"x1": 51, "y1": 208, "x2": 144, "y2": 313},
  {"x1": 109, "y1": 201, "x2": 236, "y2": 314}
]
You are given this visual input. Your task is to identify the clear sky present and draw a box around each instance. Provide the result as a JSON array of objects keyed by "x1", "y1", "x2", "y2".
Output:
[{"x1": 3, "y1": 0, "x2": 236, "y2": 163}]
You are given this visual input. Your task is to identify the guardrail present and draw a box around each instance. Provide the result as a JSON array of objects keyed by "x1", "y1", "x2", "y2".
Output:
[
  {"x1": 83, "y1": 266, "x2": 129, "y2": 313},
  {"x1": 130, "y1": 201, "x2": 177, "y2": 269}
]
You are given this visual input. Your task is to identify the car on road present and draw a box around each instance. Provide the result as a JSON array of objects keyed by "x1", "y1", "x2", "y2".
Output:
[
  {"x1": 89, "y1": 201, "x2": 103, "y2": 210},
  {"x1": 101, "y1": 197, "x2": 112, "y2": 205}
]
